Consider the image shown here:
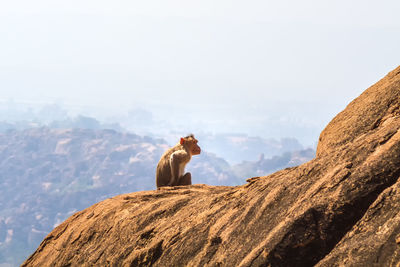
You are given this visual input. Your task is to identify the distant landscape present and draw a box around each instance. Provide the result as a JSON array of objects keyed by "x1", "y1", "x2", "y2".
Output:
[{"x1": 0, "y1": 102, "x2": 315, "y2": 266}]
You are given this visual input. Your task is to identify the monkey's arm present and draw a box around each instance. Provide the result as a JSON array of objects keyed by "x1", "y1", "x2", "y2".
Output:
[{"x1": 169, "y1": 151, "x2": 190, "y2": 186}]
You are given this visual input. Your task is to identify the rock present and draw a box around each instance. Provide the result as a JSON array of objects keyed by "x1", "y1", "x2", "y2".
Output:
[
  {"x1": 317, "y1": 66, "x2": 400, "y2": 157},
  {"x1": 317, "y1": 181, "x2": 400, "y2": 266},
  {"x1": 22, "y1": 66, "x2": 400, "y2": 266}
]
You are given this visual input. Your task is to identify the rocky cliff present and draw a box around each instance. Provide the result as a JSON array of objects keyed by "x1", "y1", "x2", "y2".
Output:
[{"x1": 23, "y1": 66, "x2": 400, "y2": 266}]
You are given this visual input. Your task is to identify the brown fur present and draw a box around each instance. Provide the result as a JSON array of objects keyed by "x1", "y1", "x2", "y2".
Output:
[{"x1": 156, "y1": 135, "x2": 201, "y2": 188}]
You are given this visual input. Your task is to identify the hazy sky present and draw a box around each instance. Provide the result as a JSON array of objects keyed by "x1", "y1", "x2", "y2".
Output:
[{"x1": 0, "y1": 0, "x2": 399, "y2": 143}]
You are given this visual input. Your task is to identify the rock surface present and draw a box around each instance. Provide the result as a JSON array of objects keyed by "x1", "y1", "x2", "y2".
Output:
[{"x1": 23, "y1": 66, "x2": 400, "y2": 266}]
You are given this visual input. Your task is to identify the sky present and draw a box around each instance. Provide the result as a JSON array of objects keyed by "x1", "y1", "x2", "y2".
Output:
[{"x1": 0, "y1": 0, "x2": 399, "y2": 145}]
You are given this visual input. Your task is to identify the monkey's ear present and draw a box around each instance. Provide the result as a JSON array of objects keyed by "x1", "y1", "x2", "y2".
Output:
[{"x1": 180, "y1": 138, "x2": 185, "y2": 145}]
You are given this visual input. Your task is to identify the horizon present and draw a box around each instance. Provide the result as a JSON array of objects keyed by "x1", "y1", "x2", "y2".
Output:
[{"x1": 1, "y1": 0, "x2": 399, "y2": 146}]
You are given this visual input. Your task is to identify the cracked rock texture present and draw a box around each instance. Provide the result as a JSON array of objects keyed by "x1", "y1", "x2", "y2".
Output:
[{"x1": 23, "y1": 66, "x2": 400, "y2": 266}]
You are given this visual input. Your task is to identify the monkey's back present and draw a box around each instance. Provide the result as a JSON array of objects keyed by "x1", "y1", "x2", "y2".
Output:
[{"x1": 156, "y1": 145, "x2": 181, "y2": 187}]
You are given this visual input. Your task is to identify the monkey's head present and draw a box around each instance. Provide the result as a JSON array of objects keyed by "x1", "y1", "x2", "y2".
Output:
[{"x1": 180, "y1": 134, "x2": 201, "y2": 156}]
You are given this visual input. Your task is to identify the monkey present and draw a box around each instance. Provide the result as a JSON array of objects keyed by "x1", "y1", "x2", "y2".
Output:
[{"x1": 156, "y1": 134, "x2": 201, "y2": 188}]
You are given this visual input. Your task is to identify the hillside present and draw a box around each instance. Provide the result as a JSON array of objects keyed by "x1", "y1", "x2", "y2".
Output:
[
  {"x1": 0, "y1": 127, "x2": 310, "y2": 265},
  {"x1": 23, "y1": 66, "x2": 400, "y2": 266},
  {"x1": 0, "y1": 129, "x2": 169, "y2": 265}
]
